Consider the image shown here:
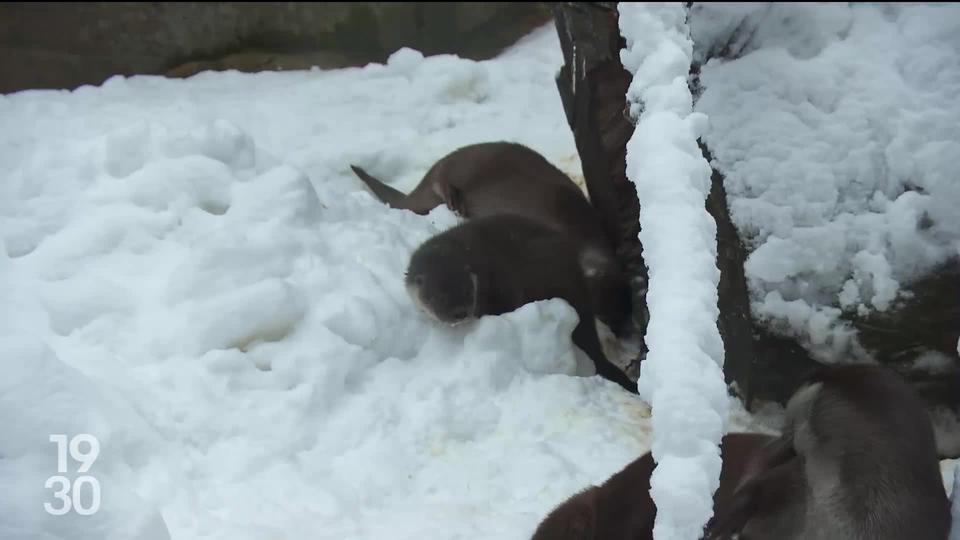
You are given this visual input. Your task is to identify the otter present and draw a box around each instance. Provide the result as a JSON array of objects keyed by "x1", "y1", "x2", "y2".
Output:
[
  {"x1": 706, "y1": 364, "x2": 952, "y2": 540},
  {"x1": 352, "y1": 141, "x2": 632, "y2": 337},
  {"x1": 405, "y1": 213, "x2": 635, "y2": 393},
  {"x1": 529, "y1": 432, "x2": 780, "y2": 540}
]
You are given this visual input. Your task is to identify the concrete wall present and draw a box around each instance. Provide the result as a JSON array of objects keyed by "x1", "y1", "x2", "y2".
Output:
[{"x1": 0, "y1": 2, "x2": 552, "y2": 94}]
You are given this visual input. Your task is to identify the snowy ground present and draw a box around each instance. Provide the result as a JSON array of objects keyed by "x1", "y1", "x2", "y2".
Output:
[
  {"x1": 2, "y1": 7, "x2": 958, "y2": 540},
  {"x1": 692, "y1": 3, "x2": 960, "y2": 364},
  {"x1": 0, "y1": 23, "x2": 762, "y2": 540}
]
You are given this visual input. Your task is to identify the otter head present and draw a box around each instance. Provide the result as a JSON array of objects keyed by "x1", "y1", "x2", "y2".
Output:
[{"x1": 405, "y1": 240, "x2": 480, "y2": 325}]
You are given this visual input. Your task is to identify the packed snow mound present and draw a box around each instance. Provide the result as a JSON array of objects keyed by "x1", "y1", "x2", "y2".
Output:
[
  {"x1": 692, "y1": 2, "x2": 960, "y2": 362},
  {"x1": 619, "y1": 4, "x2": 727, "y2": 540}
]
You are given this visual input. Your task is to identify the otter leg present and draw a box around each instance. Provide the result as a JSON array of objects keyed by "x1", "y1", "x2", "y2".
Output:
[
  {"x1": 572, "y1": 319, "x2": 637, "y2": 393},
  {"x1": 437, "y1": 182, "x2": 468, "y2": 217},
  {"x1": 737, "y1": 434, "x2": 797, "y2": 487},
  {"x1": 705, "y1": 435, "x2": 797, "y2": 538},
  {"x1": 402, "y1": 186, "x2": 444, "y2": 215}
]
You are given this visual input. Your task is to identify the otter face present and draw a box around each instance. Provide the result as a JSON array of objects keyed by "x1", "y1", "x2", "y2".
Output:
[{"x1": 405, "y1": 248, "x2": 479, "y2": 325}]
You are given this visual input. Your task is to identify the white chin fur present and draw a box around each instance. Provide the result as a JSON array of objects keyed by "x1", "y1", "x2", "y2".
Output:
[
  {"x1": 406, "y1": 282, "x2": 443, "y2": 324},
  {"x1": 406, "y1": 282, "x2": 475, "y2": 326}
]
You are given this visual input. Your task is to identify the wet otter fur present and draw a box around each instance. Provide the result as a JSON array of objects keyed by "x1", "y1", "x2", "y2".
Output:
[
  {"x1": 405, "y1": 213, "x2": 635, "y2": 393},
  {"x1": 353, "y1": 141, "x2": 632, "y2": 338},
  {"x1": 530, "y1": 432, "x2": 780, "y2": 540},
  {"x1": 706, "y1": 364, "x2": 951, "y2": 540}
]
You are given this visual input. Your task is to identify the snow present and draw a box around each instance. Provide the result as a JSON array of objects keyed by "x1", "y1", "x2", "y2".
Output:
[
  {"x1": 3, "y1": 8, "x2": 958, "y2": 540},
  {"x1": 0, "y1": 22, "x2": 737, "y2": 540},
  {"x1": 618, "y1": 4, "x2": 727, "y2": 540},
  {"x1": 692, "y1": 3, "x2": 960, "y2": 363}
]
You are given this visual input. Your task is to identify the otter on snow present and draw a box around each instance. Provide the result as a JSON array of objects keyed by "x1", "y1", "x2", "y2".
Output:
[
  {"x1": 352, "y1": 141, "x2": 632, "y2": 338},
  {"x1": 404, "y1": 213, "x2": 635, "y2": 393}
]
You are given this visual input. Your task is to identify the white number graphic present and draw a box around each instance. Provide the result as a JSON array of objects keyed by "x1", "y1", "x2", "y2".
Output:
[
  {"x1": 70, "y1": 434, "x2": 100, "y2": 473},
  {"x1": 72, "y1": 476, "x2": 102, "y2": 516},
  {"x1": 45, "y1": 434, "x2": 102, "y2": 516},
  {"x1": 49, "y1": 434, "x2": 68, "y2": 474},
  {"x1": 43, "y1": 476, "x2": 72, "y2": 516}
]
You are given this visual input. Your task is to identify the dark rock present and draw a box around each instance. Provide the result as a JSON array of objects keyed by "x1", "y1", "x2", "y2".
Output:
[
  {"x1": 551, "y1": 2, "x2": 649, "y2": 351},
  {"x1": 0, "y1": 2, "x2": 552, "y2": 94}
]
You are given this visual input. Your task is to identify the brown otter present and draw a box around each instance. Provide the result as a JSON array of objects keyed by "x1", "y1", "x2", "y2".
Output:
[
  {"x1": 529, "y1": 432, "x2": 780, "y2": 540},
  {"x1": 352, "y1": 141, "x2": 632, "y2": 337},
  {"x1": 706, "y1": 364, "x2": 952, "y2": 540},
  {"x1": 405, "y1": 213, "x2": 635, "y2": 393}
]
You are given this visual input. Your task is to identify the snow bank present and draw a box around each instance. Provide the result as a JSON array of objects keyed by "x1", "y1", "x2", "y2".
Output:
[
  {"x1": 618, "y1": 4, "x2": 728, "y2": 540},
  {"x1": 0, "y1": 24, "x2": 695, "y2": 540},
  {"x1": 692, "y1": 3, "x2": 960, "y2": 362}
]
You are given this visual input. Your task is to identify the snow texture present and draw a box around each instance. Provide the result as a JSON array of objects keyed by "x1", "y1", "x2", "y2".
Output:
[
  {"x1": 3, "y1": 10, "x2": 958, "y2": 540},
  {"x1": 0, "y1": 23, "x2": 761, "y2": 540},
  {"x1": 692, "y1": 3, "x2": 960, "y2": 362},
  {"x1": 619, "y1": 4, "x2": 728, "y2": 540}
]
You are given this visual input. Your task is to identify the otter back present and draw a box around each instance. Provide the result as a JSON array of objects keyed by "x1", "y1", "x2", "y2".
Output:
[
  {"x1": 708, "y1": 364, "x2": 951, "y2": 540},
  {"x1": 530, "y1": 432, "x2": 779, "y2": 540}
]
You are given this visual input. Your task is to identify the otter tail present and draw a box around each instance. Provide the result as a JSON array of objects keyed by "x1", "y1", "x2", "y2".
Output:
[{"x1": 350, "y1": 165, "x2": 408, "y2": 209}]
